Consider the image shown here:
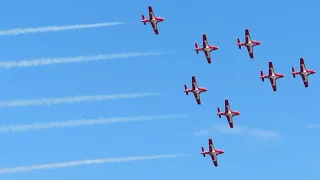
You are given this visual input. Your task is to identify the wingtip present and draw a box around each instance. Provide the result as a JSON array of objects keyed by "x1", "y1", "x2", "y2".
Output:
[{"x1": 300, "y1": 58, "x2": 304, "y2": 63}]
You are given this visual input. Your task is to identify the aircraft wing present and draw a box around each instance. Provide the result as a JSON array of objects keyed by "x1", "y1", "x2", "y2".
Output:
[
  {"x1": 245, "y1": 29, "x2": 251, "y2": 44},
  {"x1": 224, "y1": 100, "x2": 230, "y2": 113},
  {"x1": 191, "y1": 76, "x2": 198, "y2": 90},
  {"x1": 269, "y1": 62, "x2": 277, "y2": 91},
  {"x1": 246, "y1": 46, "x2": 254, "y2": 58},
  {"x1": 300, "y1": 58, "x2": 306, "y2": 72},
  {"x1": 269, "y1": 78, "x2": 277, "y2": 91},
  {"x1": 210, "y1": 154, "x2": 218, "y2": 167},
  {"x1": 148, "y1": 6, "x2": 159, "y2": 34},
  {"x1": 150, "y1": 21, "x2": 159, "y2": 34},
  {"x1": 268, "y1": 62, "x2": 275, "y2": 76},
  {"x1": 148, "y1": 6, "x2": 155, "y2": 20},
  {"x1": 192, "y1": 76, "x2": 201, "y2": 104},
  {"x1": 193, "y1": 93, "x2": 201, "y2": 105},
  {"x1": 226, "y1": 116, "x2": 234, "y2": 128},
  {"x1": 208, "y1": 138, "x2": 214, "y2": 152},
  {"x1": 204, "y1": 51, "x2": 212, "y2": 63},
  {"x1": 202, "y1": 34, "x2": 212, "y2": 63},
  {"x1": 301, "y1": 74, "x2": 309, "y2": 87},
  {"x1": 224, "y1": 100, "x2": 234, "y2": 128},
  {"x1": 299, "y1": 58, "x2": 310, "y2": 87},
  {"x1": 202, "y1": 34, "x2": 211, "y2": 64},
  {"x1": 202, "y1": 34, "x2": 209, "y2": 48}
]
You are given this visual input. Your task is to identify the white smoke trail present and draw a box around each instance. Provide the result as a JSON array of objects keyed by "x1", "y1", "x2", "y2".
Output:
[
  {"x1": 0, "y1": 22, "x2": 124, "y2": 36},
  {"x1": 0, "y1": 154, "x2": 187, "y2": 174},
  {"x1": 0, "y1": 51, "x2": 163, "y2": 68},
  {"x1": 0, "y1": 114, "x2": 187, "y2": 133},
  {"x1": 0, "y1": 93, "x2": 161, "y2": 108}
]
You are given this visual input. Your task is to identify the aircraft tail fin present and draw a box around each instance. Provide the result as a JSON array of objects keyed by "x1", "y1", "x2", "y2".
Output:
[
  {"x1": 201, "y1": 147, "x2": 206, "y2": 157},
  {"x1": 195, "y1": 43, "x2": 199, "y2": 54},
  {"x1": 217, "y1": 108, "x2": 222, "y2": 118},
  {"x1": 260, "y1": 71, "x2": 265, "y2": 82},
  {"x1": 184, "y1": 85, "x2": 189, "y2": 95},
  {"x1": 237, "y1": 38, "x2": 241, "y2": 49},
  {"x1": 141, "y1": 15, "x2": 147, "y2": 25},
  {"x1": 292, "y1": 67, "x2": 296, "y2": 78}
]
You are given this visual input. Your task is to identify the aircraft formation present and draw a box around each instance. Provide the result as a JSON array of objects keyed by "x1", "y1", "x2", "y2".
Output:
[{"x1": 141, "y1": 6, "x2": 316, "y2": 167}]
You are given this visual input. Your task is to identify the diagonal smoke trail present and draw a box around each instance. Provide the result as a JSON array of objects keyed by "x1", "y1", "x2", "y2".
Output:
[
  {"x1": 0, "y1": 51, "x2": 163, "y2": 68},
  {"x1": 0, "y1": 22, "x2": 124, "y2": 36},
  {"x1": 0, "y1": 93, "x2": 161, "y2": 108},
  {"x1": 0, "y1": 114, "x2": 188, "y2": 133},
  {"x1": 0, "y1": 154, "x2": 187, "y2": 174}
]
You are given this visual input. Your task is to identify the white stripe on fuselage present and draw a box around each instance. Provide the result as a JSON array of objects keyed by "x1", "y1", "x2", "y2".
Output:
[
  {"x1": 269, "y1": 69, "x2": 277, "y2": 85},
  {"x1": 210, "y1": 151, "x2": 217, "y2": 161},
  {"x1": 245, "y1": 37, "x2": 254, "y2": 53},
  {"x1": 225, "y1": 106, "x2": 233, "y2": 124},
  {"x1": 300, "y1": 65, "x2": 309, "y2": 78},
  {"x1": 203, "y1": 44, "x2": 211, "y2": 59},
  {"x1": 149, "y1": 13, "x2": 159, "y2": 30},
  {"x1": 203, "y1": 41, "x2": 211, "y2": 53},
  {"x1": 209, "y1": 144, "x2": 216, "y2": 154},
  {"x1": 193, "y1": 82, "x2": 200, "y2": 99},
  {"x1": 301, "y1": 67, "x2": 309, "y2": 82}
]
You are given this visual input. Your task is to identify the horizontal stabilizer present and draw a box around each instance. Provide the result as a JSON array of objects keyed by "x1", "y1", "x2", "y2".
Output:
[
  {"x1": 184, "y1": 85, "x2": 188, "y2": 95},
  {"x1": 292, "y1": 67, "x2": 296, "y2": 78},
  {"x1": 237, "y1": 38, "x2": 241, "y2": 49}
]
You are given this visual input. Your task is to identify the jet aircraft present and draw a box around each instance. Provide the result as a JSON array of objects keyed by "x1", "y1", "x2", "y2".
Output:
[
  {"x1": 292, "y1": 58, "x2": 316, "y2": 87},
  {"x1": 201, "y1": 138, "x2": 224, "y2": 167},
  {"x1": 217, "y1": 100, "x2": 240, "y2": 128},
  {"x1": 260, "y1": 62, "x2": 284, "y2": 91},
  {"x1": 184, "y1": 76, "x2": 207, "y2": 105},
  {"x1": 141, "y1": 6, "x2": 164, "y2": 35},
  {"x1": 237, "y1": 29, "x2": 261, "y2": 58},
  {"x1": 195, "y1": 34, "x2": 219, "y2": 64}
]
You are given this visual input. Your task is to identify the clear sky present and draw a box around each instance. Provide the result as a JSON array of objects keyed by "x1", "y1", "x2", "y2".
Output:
[{"x1": 0, "y1": 0, "x2": 319, "y2": 179}]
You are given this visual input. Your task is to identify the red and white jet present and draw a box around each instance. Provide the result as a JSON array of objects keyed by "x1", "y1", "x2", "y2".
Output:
[
  {"x1": 184, "y1": 76, "x2": 207, "y2": 105},
  {"x1": 260, "y1": 62, "x2": 284, "y2": 91},
  {"x1": 217, "y1": 100, "x2": 240, "y2": 128},
  {"x1": 201, "y1": 138, "x2": 224, "y2": 167},
  {"x1": 141, "y1": 6, "x2": 164, "y2": 35},
  {"x1": 292, "y1": 58, "x2": 316, "y2": 87},
  {"x1": 237, "y1": 29, "x2": 261, "y2": 58},
  {"x1": 195, "y1": 34, "x2": 219, "y2": 64}
]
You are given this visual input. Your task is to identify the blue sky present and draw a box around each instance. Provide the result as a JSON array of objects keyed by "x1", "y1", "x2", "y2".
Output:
[{"x1": 0, "y1": 0, "x2": 319, "y2": 179}]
